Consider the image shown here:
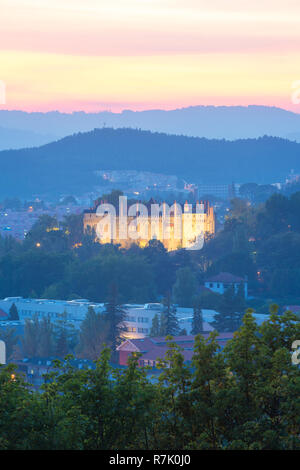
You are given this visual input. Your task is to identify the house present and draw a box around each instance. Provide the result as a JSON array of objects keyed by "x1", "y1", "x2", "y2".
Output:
[
  {"x1": 204, "y1": 272, "x2": 248, "y2": 298},
  {"x1": 117, "y1": 333, "x2": 234, "y2": 367}
]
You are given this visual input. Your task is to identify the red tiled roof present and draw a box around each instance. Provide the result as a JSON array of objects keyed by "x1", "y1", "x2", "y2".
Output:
[
  {"x1": 206, "y1": 272, "x2": 245, "y2": 283},
  {"x1": 284, "y1": 305, "x2": 300, "y2": 313},
  {"x1": 119, "y1": 333, "x2": 234, "y2": 365},
  {"x1": 141, "y1": 347, "x2": 194, "y2": 363},
  {"x1": 0, "y1": 308, "x2": 8, "y2": 318},
  {"x1": 124, "y1": 332, "x2": 234, "y2": 351},
  {"x1": 150, "y1": 335, "x2": 202, "y2": 343}
]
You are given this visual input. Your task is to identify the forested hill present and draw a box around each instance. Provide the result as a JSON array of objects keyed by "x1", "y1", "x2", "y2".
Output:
[{"x1": 0, "y1": 127, "x2": 300, "y2": 197}]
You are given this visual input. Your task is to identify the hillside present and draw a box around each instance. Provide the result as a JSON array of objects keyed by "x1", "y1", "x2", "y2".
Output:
[
  {"x1": 0, "y1": 128, "x2": 300, "y2": 197},
  {"x1": 0, "y1": 126, "x2": 57, "y2": 151},
  {"x1": 1, "y1": 106, "x2": 300, "y2": 150}
]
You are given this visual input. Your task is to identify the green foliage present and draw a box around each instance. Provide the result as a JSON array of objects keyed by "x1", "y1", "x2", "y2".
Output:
[
  {"x1": 103, "y1": 283, "x2": 126, "y2": 356},
  {"x1": 149, "y1": 314, "x2": 160, "y2": 337},
  {"x1": 54, "y1": 311, "x2": 78, "y2": 357},
  {"x1": 77, "y1": 306, "x2": 108, "y2": 360},
  {"x1": 213, "y1": 285, "x2": 245, "y2": 332},
  {"x1": 160, "y1": 293, "x2": 179, "y2": 336},
  {"x1": 4, "y1": 191, "x2": 300, "y2": 306},
  {"x1": 172, "y1": 266, "x2": 197, "y2": 307},
  {"x1": 0, "y1": 328, "x2": 18, "y2": 361},
  {"x1": 22, "y1": 313, "x2": 78, "y2": 359},
  {"x1": 0, "y1": 309, "x2": 299, "y2": 450}
]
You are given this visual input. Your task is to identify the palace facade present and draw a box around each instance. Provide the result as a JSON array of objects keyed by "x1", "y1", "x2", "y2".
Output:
[{"x1": 83, "y1": 198, "x2": 215, "y2": 251}]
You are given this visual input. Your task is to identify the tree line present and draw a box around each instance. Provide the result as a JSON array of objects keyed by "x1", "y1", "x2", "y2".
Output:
[
  {"x1": 1, "y1": 191, "x2": 300, "y2": 313},
  {"x1": 0, "y1": 309, "x2": 299, "y2": 450}
]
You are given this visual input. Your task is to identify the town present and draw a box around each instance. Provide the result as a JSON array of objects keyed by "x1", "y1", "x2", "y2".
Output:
[{"x1": 0, "y1": 0, "x2": 299, "y2": 454}]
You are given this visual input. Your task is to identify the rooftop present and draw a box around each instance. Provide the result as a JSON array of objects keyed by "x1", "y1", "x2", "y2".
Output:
[
  {"x1": 118, "y1": 333, "x2": 234, "y2": 364},
  {"x1": 206, "y1": 272, "x2": 245, "y2": 284}
]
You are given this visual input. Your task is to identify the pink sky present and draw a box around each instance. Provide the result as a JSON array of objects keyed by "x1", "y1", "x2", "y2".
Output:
[{"x1": 1, "y1": 0, "x2": 300, "y2": 113}]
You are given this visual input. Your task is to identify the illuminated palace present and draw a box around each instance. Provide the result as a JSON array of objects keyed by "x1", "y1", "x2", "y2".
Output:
[{"x1": 83, "y1": 198, "x2": 215, "y2": 252}]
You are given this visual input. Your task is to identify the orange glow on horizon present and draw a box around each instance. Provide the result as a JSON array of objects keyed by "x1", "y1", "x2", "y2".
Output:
[{"x1": 0, "y1": 1, "x2": 300, "y2": 113}]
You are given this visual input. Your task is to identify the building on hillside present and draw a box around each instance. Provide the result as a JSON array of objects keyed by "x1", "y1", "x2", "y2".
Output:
[
  {"x1": 117, "y1": 333, "x2": 234, "y2": 367},
  {"x1": 83, "y1": 199, "x2": 215, "y2": 252},
  {"x1": 204, "y1": 272, "x2": 248, "y2": 298},
  {"x1": 197, "y1": 183, "x2": 239, "y2": 200}
]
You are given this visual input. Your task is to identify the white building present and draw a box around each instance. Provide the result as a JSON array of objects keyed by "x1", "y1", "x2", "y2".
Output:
[
  {"x1": 0, "y1": 297, "x2": 105, "y2": 328},
  {"x1": 122, "y1": 303, "x2": 163, "y2": 339},
  {"x1": 0, "y1": 298, "x2": 217, "y2": 339},
  {"x1": 123, "y1": 305, "x2": 215, "y2": 338},
  {"x1": 0, "y1": 298, "x2": 166, "y2": 337},
  {"x1": 204, "y1": 272, "x2": 248, "y2": 298}
]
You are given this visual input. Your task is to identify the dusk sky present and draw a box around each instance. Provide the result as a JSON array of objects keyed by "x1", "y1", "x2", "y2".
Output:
[{"x1": 1, "y1": 0, "x2": 300, "y2": 112}]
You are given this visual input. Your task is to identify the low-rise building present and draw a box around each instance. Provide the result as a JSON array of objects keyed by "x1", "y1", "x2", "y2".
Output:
[
  {"x1": 204, "y1": 272, "x2": 248, "y2": 298},
  {"x1": 117, "y1": 333, "x2": 234, "y2": 367},
  {"x1": 0, "y1": 297, "x2": 105, "y2": 328},
  {"x1": 0, "y1": 298, "x2": 174, "y2": 338}
]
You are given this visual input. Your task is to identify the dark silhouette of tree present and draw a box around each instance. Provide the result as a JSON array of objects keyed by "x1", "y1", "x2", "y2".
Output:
[
  {"x1": 22, "y1": 316, "x2": 40, "y2": 358},
  {"x1": 150, "y1": 314, "x2": 160, "y2": 337},
  {"x1": 8, "y1": 303, "x2": 19, "y2": 321},
  {"x1": 160, "y1": 292, "x2": 179, "y2": 336},
  {"x1": 172, "y1": 266, "x2": 197, "y2": 307},
  {"x1": 54, "y1": 311, "x2": 78, "y2": 358},
  {"x1": 78, "y1": 306, "x2": 108, "y2": 360},
  {"x1": 104, "y1": 283, "x2": 126, "y2": 359},
  {"x1": 191, "y1": 296, "x2": 204, "y2": 334},
  {"x1": 213, "y1": 285, "x2": 244, "y2": 332},
  {"x1": 37, "y1": 317, "x2": 54, "y2": 357}
]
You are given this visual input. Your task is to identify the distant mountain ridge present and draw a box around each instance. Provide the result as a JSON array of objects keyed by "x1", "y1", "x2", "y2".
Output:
[
  {"x1": 1, "y1": 105, "x2": 300, "y2": 150},
  {"x1": 0, "y1": 126, "x2": 58, "y2": 151},
  {"x1": 0, "y1": 127, "x2": 299, "y2": 198}
]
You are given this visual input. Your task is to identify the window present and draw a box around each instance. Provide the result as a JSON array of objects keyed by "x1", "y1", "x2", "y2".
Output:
[
  {"x1": 125, "y1": 316, "x2": 136, "y2": 322},
  {"x1": 138, "y1": 328, "x2": 149, "y2": 333},
  {"x1": 138, "y1": 317, "x2": 149, "y2": 323},
  {"x1": 127, "y1": 327, "x2": 136, "y2": 332}
]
